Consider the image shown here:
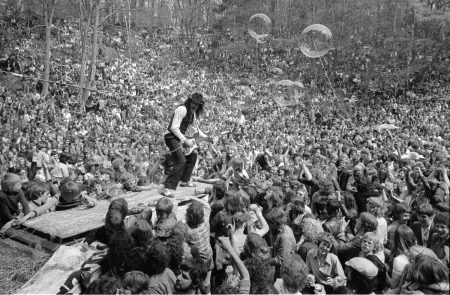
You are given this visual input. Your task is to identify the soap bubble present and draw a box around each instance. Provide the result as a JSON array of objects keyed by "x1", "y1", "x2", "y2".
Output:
[
  {"x1": 300, "y1": 24, "x2": 333, "y2": 58},
  {"x1": 248, "y1": 14, "x2": 272, "y2": 42}
]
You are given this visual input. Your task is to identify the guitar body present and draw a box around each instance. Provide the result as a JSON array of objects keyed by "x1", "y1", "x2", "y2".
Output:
[
  {"x1": 182, "y1": 143, "x2": 198, "y2": 156},
  {"x1": 181, "y1": 135, "x2": 210, "y2": 156}
]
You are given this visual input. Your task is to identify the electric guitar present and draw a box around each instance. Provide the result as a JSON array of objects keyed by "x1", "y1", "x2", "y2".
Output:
[
  {"x1": 181, "y1": 114, "x2": 212, "y2": 156},
  {"x1": 182, "y1": 135, "x2": 211, "y2": 155}
]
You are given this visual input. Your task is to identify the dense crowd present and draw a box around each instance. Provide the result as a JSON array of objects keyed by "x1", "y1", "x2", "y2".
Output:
[{"x1": 1, "y1": 15, "x2": 449, "y2": 295}]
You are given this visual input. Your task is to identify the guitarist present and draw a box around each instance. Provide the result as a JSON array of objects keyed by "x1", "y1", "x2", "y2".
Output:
[{"x1": 161, "y1": 93, "x2": 206, "y2": 197}]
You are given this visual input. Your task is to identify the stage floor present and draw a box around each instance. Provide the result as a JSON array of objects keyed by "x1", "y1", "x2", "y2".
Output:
[{"x1": 22, "y1": 182, "x2": 211, "y2": 240}]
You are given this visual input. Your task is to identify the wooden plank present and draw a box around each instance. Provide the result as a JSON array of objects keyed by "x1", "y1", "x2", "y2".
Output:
[
  {"x1": 3, "y1": 228, "x2": 59, "y2": 252},
  {"x1": 0, "y1": 238, "x2": 46, "y2": 257},
  {"x1": 22, "y1": 182, "x2": 211, "y2": 240}
]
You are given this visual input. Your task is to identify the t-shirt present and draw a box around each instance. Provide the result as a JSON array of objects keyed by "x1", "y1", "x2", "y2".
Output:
[
  {"x1": 392, "y1": 254, "x2": 410, "y2": 276},
  {"x1": 376, "y1": 217, "x2": 388, "y2": 245}
]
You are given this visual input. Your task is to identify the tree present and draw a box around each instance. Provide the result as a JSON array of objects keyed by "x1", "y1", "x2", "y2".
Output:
[
  {"x1": 83, "y1": 0, "x2": 100, "y2": 102},
  {"x1": 40, "y1": 0, "x2": 56, "y2": 98}
]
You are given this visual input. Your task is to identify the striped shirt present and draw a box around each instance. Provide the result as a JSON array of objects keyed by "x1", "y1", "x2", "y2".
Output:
[{"x1": 187, "y1": 204, "x2": 213, "y2": 261}]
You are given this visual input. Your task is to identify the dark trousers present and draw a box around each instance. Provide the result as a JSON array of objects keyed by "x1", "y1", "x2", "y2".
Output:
[{"x1": 163, "y1": 134, "x2": 197, "y2": 190}]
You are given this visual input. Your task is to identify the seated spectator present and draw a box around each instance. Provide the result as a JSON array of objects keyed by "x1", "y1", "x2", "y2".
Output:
[{"x1": 306, "y1": 232, "x2": 346, "y2": 293}]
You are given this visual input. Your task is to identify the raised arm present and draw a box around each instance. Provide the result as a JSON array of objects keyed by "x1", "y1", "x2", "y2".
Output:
[{"x1": 218, "y1": 237, "x2": 250, "y2": 281}]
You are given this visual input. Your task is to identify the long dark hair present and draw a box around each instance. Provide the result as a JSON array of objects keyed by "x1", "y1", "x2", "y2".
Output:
[
  {"x1": 389, "y1": 225, "x2": 417, "y2": 269},
  {"x1": 183, "y1": 94, "x2": 204, "y2": 120}
]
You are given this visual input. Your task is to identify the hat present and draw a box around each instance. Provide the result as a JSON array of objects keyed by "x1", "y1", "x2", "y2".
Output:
[
  {"x1": 1, "y1": 173, "x2": 21, "y2": 192},
  {"x1": 190, "y1": 93, "x2": 204, "y2": 105},
  {"x1": 56, "y1": 181, "x2": 82, "y2": 210},
  {"x1": 345, "y1": 257, "x2": 378, "y2": 279}
]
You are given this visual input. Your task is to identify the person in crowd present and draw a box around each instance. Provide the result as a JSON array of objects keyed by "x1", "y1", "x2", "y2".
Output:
[
  {"x1": 392, "y1": 254, "x2": 449, "y2": 294},
  {"x1": 334, "y1": 211, "x2": 378, "y2": 263},
  {"x1": 184, "y1": 195, "x2": 213, "y2": 293},
  {"x1": 102, "y1": 230, "x2": 143, "y2": 277},
  {"x1": 20, "y1": 180, "x2": 59, "y2": 222},
  {"x1": 410, "y1": 203, "x2": 436, "y2": 248},
  {"x1": 245, "y1": 256, "x2": 276, "y2": 294},
  {"x1": 429, "y1": 211, "x2": 449, "y2": 267},
  {"x1": 173, "y1": 249, "x2": 209, "y2": 294},
  {"x1": 266, "y1": 206, "x2": 296, "y2": 277},
  {"x1": 386, "y1": 203, "x2": 411, "y2": 250},
  {"x1": 154, "y1": 196, "x2": 177, "y2": 237},
  {"x1": 388, "y1": 225, "x2": 418, "y2": 289},
  {"x1": 366, "y1": 196, "x2": 388, "y2": 246},
  {"x1": 306, "y1": 232, "x2": 347, "y2": 293},
  {"x1": 0, "y1": 173, "x2": 30, "y2": 230},
  {"x1": 359, "y1": 232, "x2": 388, "y2": 292},
  {"x1": 145, "y1": 239, "x2": 177, "y2": 294},
  {"x1": 296, "y1": 216, "x2": 324, "y2": 261},
  {"x1": 121, "y1": 271, "x2": 149, "y2": 294},
  {"x1": 213, "y1": 236, "x2": 250, "y2": 294},
  {"x1": 274, "y1": 254, "x2": 308, "y2": 295}
]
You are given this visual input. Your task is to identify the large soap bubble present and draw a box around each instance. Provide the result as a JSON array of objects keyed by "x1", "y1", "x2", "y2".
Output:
[
  {"x1": 248, "y1": 13, "x2": 272, "y2": 42},
  {"x1": 300, "y1": 24, "x2": 333, "y2": 58}
]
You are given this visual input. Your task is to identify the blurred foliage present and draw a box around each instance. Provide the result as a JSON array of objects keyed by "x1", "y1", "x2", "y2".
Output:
[{"x1": 1, "y1": 0, "x2": 449, "y2": 96}]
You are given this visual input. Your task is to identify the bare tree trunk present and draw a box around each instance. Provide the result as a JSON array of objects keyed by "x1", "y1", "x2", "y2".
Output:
[
  {"x1": 269, "y1": 0, "x2": 276, "y2": 34},
  {"x1": 78, "y1": 0, "x2": 89, "y2": 103},
  {"x1": 41, "y1": 0, "x2": 55, "y2": 99},
  {"x1": 83, "y1": 0, "x2": 100, "y2": 102}
]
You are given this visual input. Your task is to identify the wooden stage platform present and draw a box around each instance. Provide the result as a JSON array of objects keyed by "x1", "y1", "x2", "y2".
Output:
[{"x1": 20, "y1": 182, "x2": 211, "y2": 242}]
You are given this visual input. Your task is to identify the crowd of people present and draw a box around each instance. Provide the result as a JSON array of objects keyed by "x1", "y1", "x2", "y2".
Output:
[{"x1": 1, "y1": 14, "x2": 450, "y2": 295}]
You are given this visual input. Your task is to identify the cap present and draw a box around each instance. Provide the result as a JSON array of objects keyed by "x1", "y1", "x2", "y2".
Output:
[{"x1": 345, "y1": 257, "x2": 378, "y2": 279}]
